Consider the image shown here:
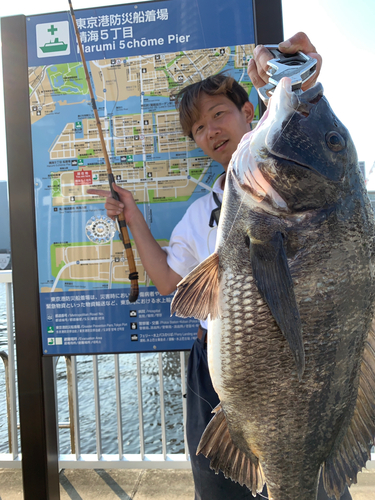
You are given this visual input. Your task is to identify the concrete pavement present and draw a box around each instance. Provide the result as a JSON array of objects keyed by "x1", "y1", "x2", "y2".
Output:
[{"x1": 0, "y1": 467, "x2": 374, "y2": 499}]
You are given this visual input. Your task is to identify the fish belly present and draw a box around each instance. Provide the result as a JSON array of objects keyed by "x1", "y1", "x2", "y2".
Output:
[{"x1": 207, "y1": 269, "x2": 256, "y2": 402}]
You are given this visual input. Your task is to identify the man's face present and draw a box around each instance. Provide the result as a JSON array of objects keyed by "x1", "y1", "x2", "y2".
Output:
[{"x1": 191, "y1": 93, "x2": 254, "y2": 170}]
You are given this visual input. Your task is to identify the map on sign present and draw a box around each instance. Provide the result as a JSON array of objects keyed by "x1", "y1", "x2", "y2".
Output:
[{"x1": 30, "y1": 43, "x2": 257, "y2": 293}]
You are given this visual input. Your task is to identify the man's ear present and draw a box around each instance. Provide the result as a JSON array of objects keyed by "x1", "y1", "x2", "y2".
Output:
[{"x1": 242, "y1": 101, "x2": 254, "y2": 124}]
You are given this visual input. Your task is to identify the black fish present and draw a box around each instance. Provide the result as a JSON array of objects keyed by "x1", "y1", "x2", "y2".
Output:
[{"x1": 172, "y1": 78, "x2": 375, "y2": 500}]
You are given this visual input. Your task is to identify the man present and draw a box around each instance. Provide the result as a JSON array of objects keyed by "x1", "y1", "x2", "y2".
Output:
[{"x1": 88, "y1": 34, "x2": 351, "y2": 499}]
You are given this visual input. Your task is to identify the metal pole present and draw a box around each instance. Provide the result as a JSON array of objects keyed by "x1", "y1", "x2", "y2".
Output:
[
  {"x1": 1, "y1": 15, "x2": 60, "y2": 499},
  {"x1": 114, "y1": 354, "x2": 123, "y2": 459},
  {"x1": 65, "y1": 356, "x2": 76, "y2": 454},
  {"x1": 180, "y1": 351, "x2": 189, "y2": 460},
  {"x1": 71, "y1": 356, "x2": 81, "y2": 459},
  {"x1": 158, "y1": 353, "x2": 167, "y2": 459},
  {"x1": 5, "y1": 278, "x2": 18, "y2": 459},
  {"x1": 253, "y1": 0, "x2": 284, "y2": 116},
  {"x1": 93, "y1": 355, "x2": 102, "y2": 460},
  {"x1": 136, "y1": 353, "x2": 145, "y2": 458},
  {"x1": 0, "y1": 352, "x2": 11, "y2": 452}
]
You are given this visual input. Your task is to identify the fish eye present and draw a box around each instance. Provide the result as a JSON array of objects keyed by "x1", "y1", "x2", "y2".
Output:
[{"x1": 325, "y1": 131, "x2": 345, "y2": 152}]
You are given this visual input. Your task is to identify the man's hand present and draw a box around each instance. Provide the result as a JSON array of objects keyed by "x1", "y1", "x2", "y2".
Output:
[
  {"x1": 248, "y1": 32, "x2": 322, "y2": 91},
  {"x1": 88, "y1": 184, "x2": 181, "y2": 296},
  {"x1": 87, "y1": 183, "x2": 138, "y2": 223}
]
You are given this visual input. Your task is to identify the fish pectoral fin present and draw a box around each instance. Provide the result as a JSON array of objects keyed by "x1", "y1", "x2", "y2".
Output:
[
  {"x1": 322, "y1": 320, "x2": 375, "y2": 500},
  {"x1": 170, "y1": 253, "x2": 220, "y2": 321},
  {"x1": 250, "y1": 231, "x2": 305, "y2": 379},
  {"x1": 197, "y1": 404, "x2": 265, "y2": 494}
]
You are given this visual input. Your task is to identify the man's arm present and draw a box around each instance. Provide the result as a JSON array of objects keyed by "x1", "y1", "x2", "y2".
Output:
[
  {"x1": 87, "y1": 184, "x2": 182, "y2": 295},
  {"x1": 248, "y1": 32, "x2": 322, "y2": 91}
]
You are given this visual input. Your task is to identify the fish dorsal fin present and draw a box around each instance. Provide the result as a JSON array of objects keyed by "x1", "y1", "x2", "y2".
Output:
[
  {"x1": 322, "y1": 320, "x2": 375, "y2": 499},
  {"x1": 250, "y1": 230, "x2": 305, "y2": 379},
  {"x1": 171, "y1": 253, "x2": 220, "y2": 321},
  {"x1": 197, "y1": 404, "x2": 265, "y2": 494}
]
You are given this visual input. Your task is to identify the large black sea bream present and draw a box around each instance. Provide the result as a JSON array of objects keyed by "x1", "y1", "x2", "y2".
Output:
[{"x1": 171, "y1": 77, "x2": 375, "y2": 500}]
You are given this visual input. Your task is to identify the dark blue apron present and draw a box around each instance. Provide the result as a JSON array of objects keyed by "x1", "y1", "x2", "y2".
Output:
[{"x1": 186, "y1": 328, "x2": 268, "y2": 500}]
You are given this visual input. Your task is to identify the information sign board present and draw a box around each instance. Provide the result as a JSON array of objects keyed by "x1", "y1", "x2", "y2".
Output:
[{"x1": 25, "y1": 0, "x2": 257, "y2": 354}]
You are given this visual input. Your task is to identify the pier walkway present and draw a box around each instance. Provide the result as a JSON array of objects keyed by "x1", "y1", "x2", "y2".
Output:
[{"x1": 1, "y1": 467, "x2": 375, "y2": 499}]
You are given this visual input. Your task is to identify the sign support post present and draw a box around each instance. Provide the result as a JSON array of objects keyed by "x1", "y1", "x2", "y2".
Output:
[
  {"x1": 1, "y1": 15, "x2": 60, "y2": 499},
  {"x1": 253, "y1": 0, "x2": 284, "y2": 116},
  {"x1": 253, "y1": 0, "x2": 284, "y2": 45}
]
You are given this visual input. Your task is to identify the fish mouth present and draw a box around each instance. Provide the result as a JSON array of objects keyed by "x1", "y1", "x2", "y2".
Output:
[
  {"x1": 296, "y1": 83, "x2": 324, "y2": 108},
  {"x1": 230, "y1": 80, "x2": 327, "y2": 210}
]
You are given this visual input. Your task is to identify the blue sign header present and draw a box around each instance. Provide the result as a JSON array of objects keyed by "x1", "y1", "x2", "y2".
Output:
[{"x1": 26, "y1": 0, "x2": 255, "y2": 66}]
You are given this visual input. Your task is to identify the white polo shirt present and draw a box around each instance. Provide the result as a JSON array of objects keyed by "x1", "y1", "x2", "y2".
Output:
[{"x1": 163, "y1": 174, "x2": 225, "y2": 329}]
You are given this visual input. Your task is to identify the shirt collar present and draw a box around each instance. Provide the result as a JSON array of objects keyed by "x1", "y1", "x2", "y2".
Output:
[{"x1": 212, "y1": 172, "x2": 226, "y2": 195}]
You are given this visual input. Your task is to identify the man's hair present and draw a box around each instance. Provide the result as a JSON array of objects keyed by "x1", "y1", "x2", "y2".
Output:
[{"x1": 175, "y1": 72, "x2": 250, "y2": 139}]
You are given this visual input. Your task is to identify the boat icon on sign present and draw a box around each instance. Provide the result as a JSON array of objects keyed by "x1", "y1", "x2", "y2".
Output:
[{"x1": 40, "y1": 37, "x2": 68, "y2": 53}]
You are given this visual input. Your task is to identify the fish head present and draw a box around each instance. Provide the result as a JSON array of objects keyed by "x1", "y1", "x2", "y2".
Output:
[{"x1": 230, "y1": 77, "x2": 358, "y2": 214}]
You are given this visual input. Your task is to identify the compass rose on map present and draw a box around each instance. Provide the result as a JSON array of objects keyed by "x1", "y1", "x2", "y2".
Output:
[{"x1": 85, "y1": 216, "x2": 116, "y2": 244}]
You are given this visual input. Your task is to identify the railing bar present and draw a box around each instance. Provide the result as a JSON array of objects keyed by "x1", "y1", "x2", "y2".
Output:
[
  {"x1": 0, "y1": 353, "x2": 11, "y2": 453},
  {"x1": 49, "y1": 453, "x2": 193, "y2": 469},
  {"x1": 53, "y1": 357, "x2": 60, "y2": 453},
  {"x1": 93, "y1": 355, "x2": 102, "y2": 460},
  {"x1": 136, "y1": 353, "x2": 145, "y2": 459},
  {"x1": 158, "y1": 352, "x2": 167, "y2": 459},
  {"x1": 180, "y1": 351, "x2": 189, "y2": 460},
  {"x1": 65, "y1": 356, "x2": 76, "y2": 454},
  {"x1": 71, "y1": 356, "x2": 81, "y2": 459},
  {"x1": 0, "y1": 271, "x2": 12, "y2": 284},
  {"x1": 6, "y1": 282, "x2": 18, "y2": 459},
  {"x1": 114, "y1": 354, "x2": 123, "y2": 459}
]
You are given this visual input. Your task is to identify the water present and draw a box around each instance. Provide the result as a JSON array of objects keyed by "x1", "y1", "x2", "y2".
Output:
[{"x1": 0, "y1": 282, "x2": 188, "y2": 456}]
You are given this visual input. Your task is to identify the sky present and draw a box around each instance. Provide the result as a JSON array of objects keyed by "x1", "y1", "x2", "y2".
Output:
[{"x1": 0, "y1": 0, "x2": 374, "y2": 186}]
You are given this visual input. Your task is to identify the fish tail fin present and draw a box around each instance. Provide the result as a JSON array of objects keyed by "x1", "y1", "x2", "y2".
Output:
[
  {"x1": 171, "y1": 253, "x2": 220, "y2": 320},
  {"x1": 322, "y1": 321, "x2": 375, "y2": 500},
  {"x1": 197, "y1": 404, "x2": 265, "y2": 495}
]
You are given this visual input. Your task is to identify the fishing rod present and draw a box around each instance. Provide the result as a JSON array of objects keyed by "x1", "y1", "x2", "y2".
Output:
[{"x1": 68, "y1": 0, "x2": 139, "y2": 302}]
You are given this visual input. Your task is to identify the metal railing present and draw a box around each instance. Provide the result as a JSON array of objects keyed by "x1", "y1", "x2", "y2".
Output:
[
  {"x1": 0, "y1": 270, "x2": 18, "y2": 467},
  {"x1": 0, "y1": 270, "x2": 190, "y2": 469},
  {"x1": 57, "y1": 352, "x2": 189, "y2": 469}
]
